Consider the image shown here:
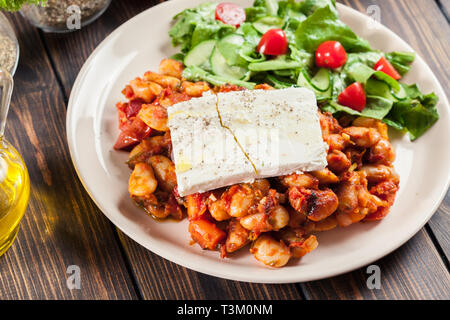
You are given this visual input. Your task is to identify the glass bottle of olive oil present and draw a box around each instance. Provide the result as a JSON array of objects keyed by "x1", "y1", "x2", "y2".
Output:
[{"x1": 0, "y1": 68, "x2": 30, "y2": 256}]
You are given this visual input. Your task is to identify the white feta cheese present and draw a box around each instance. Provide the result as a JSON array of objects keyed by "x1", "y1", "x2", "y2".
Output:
[{"x1": 167, "y1": 87, "x2": 327, "y2": 196}]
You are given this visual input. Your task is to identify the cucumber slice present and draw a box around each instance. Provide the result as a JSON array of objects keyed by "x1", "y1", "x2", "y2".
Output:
[
  {"x1": 310, "y1": 68, "x2": 331, "y2": 92},
  {"x1": 266, "y1": 74, "x2": 296, "y2": 89},
  {"x1": 248, "y1": 59, "x2": 303, "y2": 72},
  {"x1": 391, "y1": 84, "x2": 407, "y2": 101},
  {"x1": 217, "y1": 34, "x2": 246, "y2": 66},
  {"x1": 297, "y1": 69, "x2": 309, "y2": 87},
  {"x1": 182, "y1": 66, "x2": 256, "y2": 89},
  {"x1": 316, "y1": 81, "x2": 333, "y2": 102},
  {"x1": 297, "y1": 68, "x2": 332, "y2": 102},
  {"x1": 210, "y1": 46, "x2": 248, "y2": 80},
  {"x1": 184, "y1": 40, "x2": 216, "y2": 70},
  {"x1": 253, "y1": 16, "x2": 285, "y2": 34},
  {"x1": 297, "y1": 69, "x2": 330, "y2": 92}
]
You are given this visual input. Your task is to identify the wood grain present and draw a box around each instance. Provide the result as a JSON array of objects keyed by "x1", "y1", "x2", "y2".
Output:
[
  {"x1": 42, "y1": 0, "x2": 163, "y2": 98},
  {"x1": 302, "y1": 229, "x2": 450, "y2": 299},
  {"x1": 118, "y1": 232, "x2": 304, "y2": 300},
  {"x1": 40, "y1": 0, "x2": 305, "y2": 300},
  {"x1": 0, "y1": 13, "x2": 137, "y2": 300},
  {"x1": 428, "y1": 190, "x2": 450, "y2": 261},
  {"x1": 297, "y1": 0, "x2": 450, "y2": 300},
  {"x1": 2, "y1": 0, "x2": 448, "y2": 300},
  {"x1": 43, "y1": 0, "x2": 450, "y2": 300},
  {"x1": 436, "y1": 0, "x2": 450, "y2": 21}
]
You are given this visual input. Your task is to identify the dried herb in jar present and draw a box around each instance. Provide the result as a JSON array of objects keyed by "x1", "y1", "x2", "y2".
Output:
[
  {"x1": 0, "y1": 34, "x2": 17, "y2": 73},
  {"x1": 22, "y1": 0, "x2": 110, "y2": 30}
]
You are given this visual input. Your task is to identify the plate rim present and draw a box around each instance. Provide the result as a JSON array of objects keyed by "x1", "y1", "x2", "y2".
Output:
[{"x1": 66, "y1": 0, "x2": 450, "y2": 283}]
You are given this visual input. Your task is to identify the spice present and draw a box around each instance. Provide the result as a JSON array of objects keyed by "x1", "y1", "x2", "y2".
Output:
[
  {"x1": 22, "y1": 0, "x2": 110, "y2": 30},
  {"x1": 0, "y1": 33, "x2": 17, "y2": 73}
]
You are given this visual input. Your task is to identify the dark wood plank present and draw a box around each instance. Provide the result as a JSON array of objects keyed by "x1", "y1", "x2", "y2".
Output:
[
  {"x1": 118, "y1": 232, "x2": 304, "y2": 300},
  {"x1": 39, "y1": 0, "x2": 449, "y2": 300},
  {"x1": 42, "y1": 0, "x2": 162, "y2": 99},
  {"x1": 302, "y1": 229, "x2": 450, "y2": 299},
  {"x1": 428, "y1": 190, "x2": 450, "y2": 261},
  {"x1": 436, "y1": 0, "x2": 450, "y2": 21},
  {"x1": 0, "y1": 12, "x2": 138, "y2": 300},
  {"x1": 298, "y1": 0, "x2": 450, "y2": 300},
  {"x1": 39, "y1": 0, "x2": 304, "y2": 300}
]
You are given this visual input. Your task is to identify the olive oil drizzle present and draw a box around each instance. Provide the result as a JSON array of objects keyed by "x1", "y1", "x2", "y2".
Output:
[{"x1": 214, "y1": 94, "x2": 258, "y2": 175}]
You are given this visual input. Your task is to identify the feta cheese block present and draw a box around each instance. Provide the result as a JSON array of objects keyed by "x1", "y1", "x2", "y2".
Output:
[{"x1": 167, "y1": 87, "x2": 328, "y2": 196}]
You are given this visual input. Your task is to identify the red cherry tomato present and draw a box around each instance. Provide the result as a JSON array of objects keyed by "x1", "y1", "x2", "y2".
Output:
[
  {"x1": 114, "y1": 117, "x2": 152, "y2": 150},
  {"x1": 374, "y1": 56, "x2": 401, "y2": 80},
  {"x1": 257, "y1": 29, "x2": 288, "y2": 56},
  {"x1": 338, "y1": 82, "x2": 366, "y2": 112},
  {"x1": 215, "y1": 2, "x2": 246, "y2": 27},
  {"x1": 315, "y1": 41, "x2": 347, "y2": 69}
]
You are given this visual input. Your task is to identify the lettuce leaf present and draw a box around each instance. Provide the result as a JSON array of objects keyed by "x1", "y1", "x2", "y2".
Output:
[
  {"x1": 169, "y1": 3, "x2": 234, "y2": 53},
  {"x1": 246, "y1": 0, "x2": 279, "y2": 21},
  {"x1": 300, "y1": 0, "x2": 337, "y2": 16},
  {"x1": 324, "y1": 95, "x2": 393, "y2": 120},
  {"x1": 384, "y1": 87, "x2": 439, "y2": 140},
  {"x1": 182, "y1": 66, "x2": 256, "y2": 89},
  {"x1": 295, "y1": 6, "x2": 372, "y2": 53},
  {"x1": 169, "y1": 1, "x2": 439, "y2": 141},
  {"x1": 0, "y1": 0, "x2": 46, "y2": 11},
  {"x1": 324, "y1": 81, "x2": 440, "y2": 141}
]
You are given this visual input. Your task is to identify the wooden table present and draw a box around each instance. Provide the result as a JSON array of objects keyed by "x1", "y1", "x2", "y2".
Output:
[{"x1": 0, "y1": 0, "x2": 449, "y2": 300}]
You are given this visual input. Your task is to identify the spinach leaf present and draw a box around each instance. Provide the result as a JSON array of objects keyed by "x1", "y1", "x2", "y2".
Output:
[
  {"x1": 344, "y1": 51, "x2": 383, "y2": 69},
  {"x1": 384, "y1": 89, "x2": 439, "y2": 140},
  {"x1": 249, "y1": 57, "x2": 304, "y2": 71},
  {"x1": 346, "y1": 62, "x2": 400, "y2": 91},
  {"x1": 295, "y1": 6, "x2": 372, "y2": 53},
  {"x1": 325, "y1": 95, "x2": 393, "y2": 120},
  {"x1": 385, "y1": 51, "x2": 415, "y2": 76}
]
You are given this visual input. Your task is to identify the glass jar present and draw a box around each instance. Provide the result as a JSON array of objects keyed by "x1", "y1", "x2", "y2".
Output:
[
  {"x1": 0, "y1": 69, "x2": 30, "y2": 256},
  {"x1": 0, "y1": 12, "x2": 19, "y2": 76},
  {"x1": 20, "y1": 0, "x2": 112, "y2": 33}
]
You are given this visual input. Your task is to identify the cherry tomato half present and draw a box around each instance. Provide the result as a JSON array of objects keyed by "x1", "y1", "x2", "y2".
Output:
[
  {"x1": 215, "y1": 2, "x2": 246, "y2": 27},
  {"x1": 374, "y1": 56, "x2": 401, "y2": 80},
  {"x1": 114, "y1": 117, "x2": 152, "y2": 150},
  {"x1": 315, "y1": 41, "x2": 347, "y2": 69},
  {"x1": 257, "y1": 29, "x2": 288, "y2": 56},
  {"x1": 338, "y1": 82, "x2": 366, "y2": 112}
]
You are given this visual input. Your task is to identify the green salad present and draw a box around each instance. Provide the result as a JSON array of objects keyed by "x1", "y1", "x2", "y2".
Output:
[{"x1": 168, "y1": 0, "x2": 439, "y2": 140}]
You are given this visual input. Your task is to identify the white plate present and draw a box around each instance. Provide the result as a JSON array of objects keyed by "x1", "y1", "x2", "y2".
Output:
[{"x1": 67, "y1": 0, "x2": 450, "y2": 283}]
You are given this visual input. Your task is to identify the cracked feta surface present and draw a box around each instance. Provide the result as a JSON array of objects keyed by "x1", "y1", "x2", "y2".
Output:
[{"x1": 167, "y1": 87, "x2": 327, "y2": 196}]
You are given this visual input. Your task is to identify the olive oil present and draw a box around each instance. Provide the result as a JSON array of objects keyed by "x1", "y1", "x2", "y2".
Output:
[
  {"x1": 0, "y1": 139, "x2": 29, "y2": 256},
  {"x1": 0, "y1": 68, "x2": 30, "y2": 256}
]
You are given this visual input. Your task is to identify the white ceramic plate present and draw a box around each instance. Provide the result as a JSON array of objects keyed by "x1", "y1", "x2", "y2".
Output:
[{"x1": 67, "y1": 0, "x2": 450, "y2": 283}]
